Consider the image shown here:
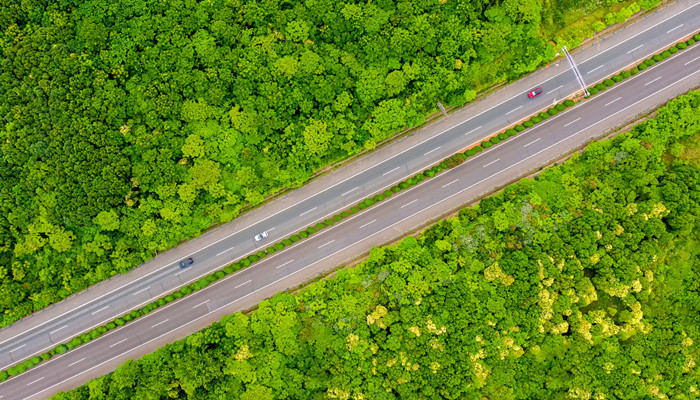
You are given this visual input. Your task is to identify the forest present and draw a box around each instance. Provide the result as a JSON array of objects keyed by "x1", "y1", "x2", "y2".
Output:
[
  {"x1": 50, "y1": 91, "x2": 700, "y2": 399},
  {"x1": 0, "y1": 0, "x2": 658, "y2": 327}
]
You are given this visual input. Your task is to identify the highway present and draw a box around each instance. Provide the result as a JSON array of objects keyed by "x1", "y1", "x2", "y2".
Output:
[{"x1": 0, "y1": 1, "x2": 699, "y2": 398}]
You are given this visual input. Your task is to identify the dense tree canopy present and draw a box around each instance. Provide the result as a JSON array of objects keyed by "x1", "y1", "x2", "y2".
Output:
[
  {"x1": 51, "y1": 92, "x2": 700, "y2": 399},
  {"x1": 0, "y1": 0, "x2": 631, "y2": 326}
]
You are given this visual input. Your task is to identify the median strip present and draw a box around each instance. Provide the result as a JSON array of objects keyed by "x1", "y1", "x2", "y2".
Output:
[{"x1": 1, "y1": 29, "x2": 699, "y2": 385}]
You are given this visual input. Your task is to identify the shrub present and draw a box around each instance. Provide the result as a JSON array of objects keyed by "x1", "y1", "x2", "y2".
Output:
[
  {"x1": 506, "y1": 128, "x2": 518, "y2": 136},
  {"x1": 240, "y1": 258, "x2": 251, "y2": 267},
  {"x1": 362, "y1": 199, "x2": 374, "y2": 208},
  {"x1": 181, "y1": 286, "x2": 193, "y2": 295},
  {"x1": 299, "y1": 230, "x2": 309, "y2": 238},
  {"x1": 662, "y1": 50, "x2": 671, "y2": 58},
  {"x1": 291, "y1": 234, "x2": 301, "y2": 241},
  {"x1": 215, "y1": 271, "x2": 225, "y2": 279},
  {"x1": 248, "y1": 254, "x2": 259, "y2": 263},
  {"x1": 164, "y1": 295, "x2": 175, "y2": 303},
  {"x1": 115, "y1": 318, "x2": 126, "y2": 326},
  {"x1": 677, "y1": 41, "x2": 687, "y2": 49},
  {"x1": 539, "y1": 112, "x2": 549, "y2": 120},
  {"x1": 274, "y1": 242, "x2": 284, "y2": 250},
  {"x1": 612, "y1": 75, "x2": 623, "y2": 82},
  {"x1": 531, "y1": 116, "x2": 542, "y2": 124},
  {"x1": 40, "y1": 352, "x2": 51, "y2": 361},
  {"x1": 257, "y1": 250, "x2": 267, "y2": 258},
  {"x1": 631, "y1": 67, "x2": 639, "y2": 75},
  {"x1": 695, "y1": 33, "x2": 700, "y2": 41},
  {"x1": 687, "y1": 39, "x2": 695, "y2": 46},
  {"x1": 373, "y1": 194, "x2": 384, "y2": 202},
  {"x1": 547, "y1": 108, "x2": 558, "y2": 115},
  {"x1": 490, "y1": 136, "x2": 500, "y2": 144},
  {"x1": 595, "y1": 83, "x2": 607, "y2": 91},
  {"x1": 390, "y1": 186, "x2": 400, "y2": 193},
  {"x1": 0, "y1": 370, "x2": 9, "y2": 381},
  {"x1": 398, "y1": 181, "x2": 408, "y2": 189},
  {"x1": 498, "y1": 132, "x2": 508, "y2": 140},
  {"x1": 621, "y1": 70, "x2": 631, "y2": 78},
  {"x1": 439, "y1": 161, "x2": 448, "y2": 169},
  {"x1": 465, "y1": 149, "x2": 476, "y2": 156},
  {"x1": 30, "y1": 356, "x2": 41, "y2": 366},
  {"x1": 223, "y1": 265, "x2": 235, "y2": 274},
  {"x1": 644, "y1": 59, "x2": 655, "y2": 66},
  {"x1": 131, "y1": 310, "x2": 141, "y2": 319},
  {"x1": 564, "y1": 99, "x2": 575, "y2": 107},
  {"x1": 157, "y1": 297, "x2": 167, "y2": 306},
  {"x1": 652, "y1": 54, "x2": 662, "y2": 62},
  {"x1": 482, "y1": 141, "x2": 493, "y2": 148},
  {"x1": 282, "y1": 238, "x2": 293, "y2": 245},
  {"x1": 669, "y1": 46, "x2": 678, "y2": 53},
  {"x1": 315, "y1": 222, "x2": 326, "y2": 230},
  {"x1": 555, "y1": 103, "x2": 566, "y2": 111},
  {"x1": 424, "y1": 169, "x2": 435, "y2": 178},
  {"x1": 638, "y1": 62, "x2": 647, "y2": 70},
  {"x1": 416, "y1": 173, "x2": 425, "y2": 182},
  {"x1": 308, "y1": 226, "x2": 318, "y2": 234},
  {"x1": 55, "y1": 344, "x2": 68, "y2": 354},
  {"x1": 198, "y1": 277, "x2": 210, "y2": 288},
  {"x1": 473, "y1": 145, "x2": 484, "y2": 153},
  {"x1": 266, "y1": 246, "x2": 275, "y2": 254}
]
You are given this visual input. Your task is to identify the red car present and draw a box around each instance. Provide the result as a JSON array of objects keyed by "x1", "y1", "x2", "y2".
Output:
[{"x1": 528, "y1": 87, "x2": 543, "y2": 98}]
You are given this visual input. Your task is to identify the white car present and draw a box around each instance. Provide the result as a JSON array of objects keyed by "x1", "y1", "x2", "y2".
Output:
[{"x1": 254, "y1": 231, "x2": 269, "y2": 241}]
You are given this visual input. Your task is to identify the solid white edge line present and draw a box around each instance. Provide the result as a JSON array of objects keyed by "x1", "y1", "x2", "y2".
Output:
[
  {"x1": 564, "y1": 117, "x2": 582, "y2": 127},
  {"x1": 4, "y1": 1, "x2": 696, "y2": 351},
  {"x1": 275, "y1": 259, "x2": 295, "y2": 269},
  {"x1": 400, "y1": 199, "x2": 418, "y2": 209},
  {"x1": 19, "y1": 62, "x2": 700, "y2": 397},
  {"x1": 358, "y1": 220, "x2": 377, "y2": 229},
  {"x1": 234, "y1": 280, "x2": 251, "y2": 289},
  {"x1": 108, "y1": 339, "x2": 127, "y2": 348},
  {"x1": 7, "y1": 13, "x2": 700, "y2": 394},
  {"x1": 382, "y1": 167, "x2": 400, "y2": 176},
  {"x1": 151, "y1": 319, "x2": 169, "y2": 329},
  {"x1": 67, "y1": 358, "x2": 85, "y2": 367}
]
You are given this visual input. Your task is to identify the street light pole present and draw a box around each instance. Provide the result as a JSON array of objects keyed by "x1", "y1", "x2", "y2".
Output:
[{"x1": 561, "y1": 46, "x2": 590, "y2": 97}]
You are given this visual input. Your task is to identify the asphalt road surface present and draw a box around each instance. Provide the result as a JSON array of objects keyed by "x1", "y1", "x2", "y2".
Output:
[{"x1": 1, "y1": 1, "x2": 699, "y2": 398}]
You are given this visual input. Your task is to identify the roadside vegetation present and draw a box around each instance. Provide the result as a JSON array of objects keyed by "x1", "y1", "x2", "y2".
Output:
[
  {"x1": 0, "y1": 0, "x2": 663, "y2": 328},
  {"x1": 45, "y1": 91, "x2": 700, "y2": 399}
]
